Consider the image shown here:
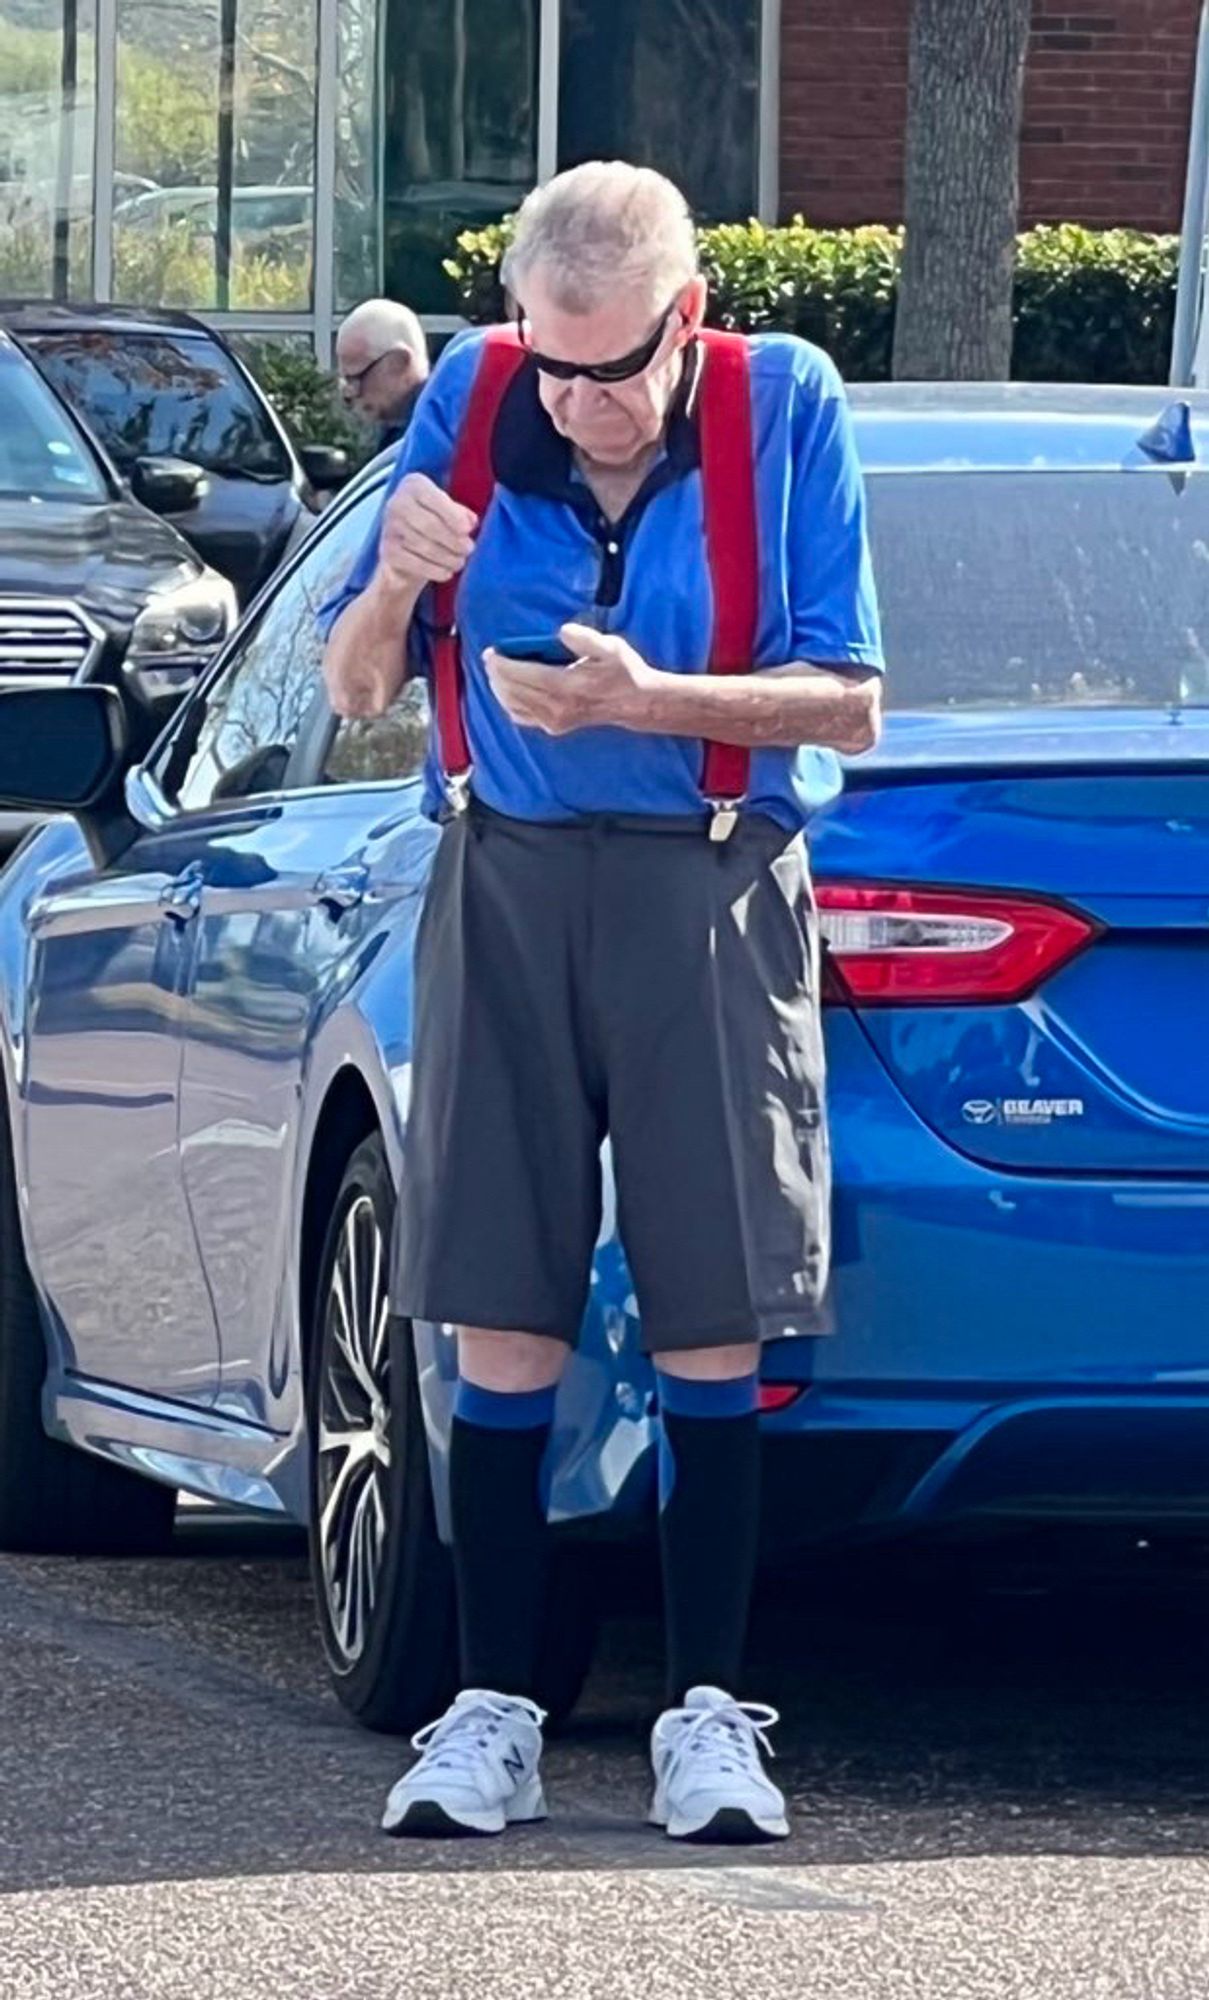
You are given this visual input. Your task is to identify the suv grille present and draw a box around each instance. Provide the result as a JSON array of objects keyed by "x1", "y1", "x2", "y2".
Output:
[{"x1": 0, "y1": 599, "x2": 101, "y2": 688}]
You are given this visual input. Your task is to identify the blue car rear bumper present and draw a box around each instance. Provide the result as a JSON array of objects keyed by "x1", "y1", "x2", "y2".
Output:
[{"x1": 761, "y1": 1010, "x2": 1209, "y2": 1542}]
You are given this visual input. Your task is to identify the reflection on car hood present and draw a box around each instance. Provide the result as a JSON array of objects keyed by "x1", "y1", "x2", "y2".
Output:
[{"x1": 0, "y1": 495, "x2": 199, "y2": 626}]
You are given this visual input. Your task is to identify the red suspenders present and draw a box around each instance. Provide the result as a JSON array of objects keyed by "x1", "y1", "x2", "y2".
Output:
[
  {"x1": 430, "y1": 323, "x2": 759, "y2": 836},
  {"x1": 431, "y1": 327, "x2": 529, "y2": 810},
  {"x1": 696, "y1": 329, "x2": 759, "y2": 837}
]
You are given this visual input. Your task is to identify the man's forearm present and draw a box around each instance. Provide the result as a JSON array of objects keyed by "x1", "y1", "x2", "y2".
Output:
[
  {"x1": 638, "y1": 663, "x2": 882, "y2": 755},
  {"x1": 323, "y1": 572, "x2": 424, "y2": 719}
]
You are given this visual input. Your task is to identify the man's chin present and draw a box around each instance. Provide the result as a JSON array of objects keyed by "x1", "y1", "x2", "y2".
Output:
[{"x1": 571, "y1": 433, "x2": 644, "y2": 466}]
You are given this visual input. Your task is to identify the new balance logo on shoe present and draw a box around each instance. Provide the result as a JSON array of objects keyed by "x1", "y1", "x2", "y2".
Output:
[{"x1": 502, "y1": 1743, "x2": 526, "y2": 1783}]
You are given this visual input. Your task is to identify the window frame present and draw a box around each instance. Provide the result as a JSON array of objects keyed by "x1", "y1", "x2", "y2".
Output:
[{"x1": 74, "y1": 0, "x2": 780, "y2": 364}]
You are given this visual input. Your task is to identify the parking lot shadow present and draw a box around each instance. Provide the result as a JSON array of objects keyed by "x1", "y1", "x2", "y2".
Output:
[{"x1": 0, "y1": 1525, "x2": 1207, "y2": 1892}]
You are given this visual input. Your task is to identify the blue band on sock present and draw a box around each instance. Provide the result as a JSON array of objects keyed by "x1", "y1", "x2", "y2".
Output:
[
  {"x1": 656, "y1": 1371, "x2": 759, "y2": 1420},
  {"x1": 454, "y1": 1379, "x2": 558, "y2": 1431}
]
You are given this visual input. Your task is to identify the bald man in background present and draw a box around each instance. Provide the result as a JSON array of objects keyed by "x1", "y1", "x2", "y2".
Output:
[{"x1": 336, "y1": 299, "x2": 430, "y2": 452}]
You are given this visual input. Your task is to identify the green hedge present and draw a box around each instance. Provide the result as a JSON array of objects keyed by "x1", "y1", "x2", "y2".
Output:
[{"x1": 444, "y1": 219, "x2": 1179, "y2": 384}]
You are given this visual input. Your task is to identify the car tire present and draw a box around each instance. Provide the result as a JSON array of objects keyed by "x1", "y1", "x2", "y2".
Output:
[
  {"x1": 307, "y1": 1132, "x2": 597, "y2": 1735},
  {"x1": 0, "y1": 1084, "x2": 177, "y2": 1555}
]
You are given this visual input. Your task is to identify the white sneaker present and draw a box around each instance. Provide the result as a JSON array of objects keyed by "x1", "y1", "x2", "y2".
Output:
[
  {"x1": 381, "y1": 1689, "x2": 548, "y2": 1837},
  {"x1": 649, "y1": 1685, "x2": 790, "y2": 1843}
]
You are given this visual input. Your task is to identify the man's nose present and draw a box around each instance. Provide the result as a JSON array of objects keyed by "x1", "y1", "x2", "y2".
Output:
[{"x1": 562, "y1": 376, "x2": 611, "y2": 422}]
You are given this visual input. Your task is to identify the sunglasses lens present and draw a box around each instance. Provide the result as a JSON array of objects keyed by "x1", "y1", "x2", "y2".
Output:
[{"x1": 524, "y1": 303, "x2": 675, "y2": 384}]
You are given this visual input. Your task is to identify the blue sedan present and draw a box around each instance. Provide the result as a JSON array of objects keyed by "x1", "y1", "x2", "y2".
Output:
[{"x1": 0, "y1": 382, "x2": 1206, "y2": 1731}]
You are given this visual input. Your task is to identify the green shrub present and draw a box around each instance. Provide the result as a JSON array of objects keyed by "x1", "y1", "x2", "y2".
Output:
[
  {"x1": 445, "y1": 217, "x2": 1179, "y2": 383},
  {"x1": 1012, "y1": 225, "x2": 1177, "y2": 384}
]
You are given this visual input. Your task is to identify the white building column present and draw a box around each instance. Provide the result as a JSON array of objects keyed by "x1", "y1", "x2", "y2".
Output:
[
  {"x1": 537, "y1": 0, "x2": 560, "y2": 183},
  {"x1": 758, "y1": 0, "x2": 782, "y2": 223},
  {"x1": 312, "y1": 0, "x2": 339, "y2": 364},
  {"x1": 92, "y1": 0, "x2": 117, "y2": 299}
]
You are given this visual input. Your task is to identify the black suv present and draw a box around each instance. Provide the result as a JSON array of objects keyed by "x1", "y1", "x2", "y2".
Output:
[
  {"x1": 2, "y1": 303, "x2": 349, "y2": 607},
  {"x1": 0, "y1": 329, "x2": 237, "y2": 859}
]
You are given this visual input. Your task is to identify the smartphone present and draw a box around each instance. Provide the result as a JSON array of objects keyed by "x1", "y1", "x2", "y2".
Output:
[{"x1": 493, "y1": 634, "x2": 577, "y2": 666}]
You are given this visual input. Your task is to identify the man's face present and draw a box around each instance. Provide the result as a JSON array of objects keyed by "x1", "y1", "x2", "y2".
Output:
[
  {"x1": 520, "y1": 272, "x2": 707, "y2": 468},
  {"x1": 336, "y1": 338, "x2": 417, "y2": 422}
]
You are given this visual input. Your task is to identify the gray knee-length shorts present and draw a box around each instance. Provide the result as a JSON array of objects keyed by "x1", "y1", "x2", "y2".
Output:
[{"x1": 392, "y1": 801, "x2": 832, "y2": 1352}]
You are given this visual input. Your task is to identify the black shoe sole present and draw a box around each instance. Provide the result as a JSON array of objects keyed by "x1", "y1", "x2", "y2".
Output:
[
  {"x1": 678, "y1": 1809, "x2": 787, "y2": 1846},
  {"x1": 383, "y1": 1802, "x2": 496, "y2": 1839}
]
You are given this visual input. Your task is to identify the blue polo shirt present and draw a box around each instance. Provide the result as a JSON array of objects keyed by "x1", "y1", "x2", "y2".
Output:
[{"x1": 321, "y1": 325, "x2": 883, "y2": 829}]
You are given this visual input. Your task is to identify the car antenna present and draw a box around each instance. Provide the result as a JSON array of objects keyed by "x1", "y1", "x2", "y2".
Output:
[{"x1": 1135, "y1": 399, "x2": 1197, "y2": 492}]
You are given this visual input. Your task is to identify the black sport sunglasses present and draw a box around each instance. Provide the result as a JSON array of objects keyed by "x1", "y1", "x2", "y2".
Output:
[{"x1": 516, "y1": 299, "x2": 681, "y2": 384}]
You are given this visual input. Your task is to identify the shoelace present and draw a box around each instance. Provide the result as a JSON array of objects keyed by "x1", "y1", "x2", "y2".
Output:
[
  {"x1": 656, "y1": 1698, "x2": 780, "y2": 1785},
  {"x1": 409, "y1": 1689, "x2": 546, "y2": 1780}
]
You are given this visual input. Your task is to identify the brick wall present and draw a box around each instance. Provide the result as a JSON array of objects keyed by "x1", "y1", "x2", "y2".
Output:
[{"x1": 778, "y1": 0, "x2": 1201, "y2": 232}]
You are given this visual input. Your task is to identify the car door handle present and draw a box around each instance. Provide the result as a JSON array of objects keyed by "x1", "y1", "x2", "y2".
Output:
[
  {"x1": 159, "y1": 866, "x2": 203, "y2": 926},
  {"x1": 313, "y1": 864, "x2": 369, "y2": 917}
]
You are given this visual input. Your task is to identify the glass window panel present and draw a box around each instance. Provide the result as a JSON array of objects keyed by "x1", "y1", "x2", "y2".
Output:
[
  {"x1": 323, "y1": 682, "x2": 429, "y2": 785},
  {"x1": 334, "y1": 0, "x2": 382, "y2": 310},
  {"x1": 24, "y1": 327, "x2": 291, "y2": 477},
  {"x1": 0, "y1": 340, "x2": 107, "y2": 499},
  {"x1": 867, "y1": 470, "x2": 1209, "y2": 712},
  {"x1": 0, "y1": 0, "x2": 96, "y2": 299},
  {"x1": 381, "y1": 0, "x2": 539, "y2": 315},
  {"x1": 558, "y1": 0, "x2": 759, "y2": 220},
  {"x1": 168, "y1": 489, "x2": 378, "y2": 812},
  {"x1": 229, "y1": 0, "x2": 315, "y2": 310},
  {"x1": 112, "y1": 0, "x2": 315, "y2": 312},
  {"x1": 112, "y1": 0, "x2": 220, "y2": 308}
]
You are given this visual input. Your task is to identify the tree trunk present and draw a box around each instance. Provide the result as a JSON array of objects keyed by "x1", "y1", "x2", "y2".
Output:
[{"x1": 892, "y1": 0, "x2": 1032, "y2": 381}]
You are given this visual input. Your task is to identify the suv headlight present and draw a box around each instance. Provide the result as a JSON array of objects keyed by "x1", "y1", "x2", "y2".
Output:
[{"x1": 126, "y1": 569, "x2": 238, "y2": 699}]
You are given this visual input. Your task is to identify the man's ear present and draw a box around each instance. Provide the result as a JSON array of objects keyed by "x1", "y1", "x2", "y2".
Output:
[{"x1": 679, "y1": 275, "x2": 709, "y2": 339}]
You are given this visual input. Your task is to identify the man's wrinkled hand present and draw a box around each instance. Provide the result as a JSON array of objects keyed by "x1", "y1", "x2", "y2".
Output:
[
  {"x1": 483, "y1": 622, "x2": 661, "y2": 736},
  {"x1": 378, "y1": 472, "x2": 477, "y2": 591}
]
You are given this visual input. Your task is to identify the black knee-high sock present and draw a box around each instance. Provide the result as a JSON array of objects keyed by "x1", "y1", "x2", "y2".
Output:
[
  {"x1": 448, "y1": 1381, "x2": 556, "y2": 1700},
  {"x1": 657, "y1": 1372, "x2": 761, "y2": 1705}
]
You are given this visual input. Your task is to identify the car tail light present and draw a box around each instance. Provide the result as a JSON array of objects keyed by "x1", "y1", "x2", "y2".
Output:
[
  {"x1": 816, "y1": 884, "x2": 1097, "y2": 1005},
  {"x1": 757, "y1": 1383, "x2": 802, "y2": 1412}
]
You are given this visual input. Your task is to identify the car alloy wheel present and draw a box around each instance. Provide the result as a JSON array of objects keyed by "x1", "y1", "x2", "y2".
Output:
[
  {"x1": 306, "y1": 1129, "x2": 593, "y2": 1733},
  {"x1": 315, "y1": 1189, "x2": 392, "y2": 1667}
]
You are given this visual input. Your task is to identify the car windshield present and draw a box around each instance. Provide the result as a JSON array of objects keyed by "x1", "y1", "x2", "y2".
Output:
[
  {"x1": 866, "y1": 467, "x2": 1209, "y2": 711},
  {"x1": 0, "y1": 346, "x2": 107, "y2": 502},
  {"x1": 22, "y1": 329, "x2": 291, "y2": 482}
]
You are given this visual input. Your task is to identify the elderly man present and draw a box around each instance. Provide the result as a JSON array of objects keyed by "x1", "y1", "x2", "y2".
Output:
[
  {"x1": 322, "y1": 161, "x2": 883, "y2": 1845},
  {"x1": 335, "y1": 297, "x2": 429, "y2": 450}
]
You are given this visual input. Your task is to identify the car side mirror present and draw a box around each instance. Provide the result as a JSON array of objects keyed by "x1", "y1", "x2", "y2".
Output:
[
  {"x1": 132, "y1": 455, "x2": 209, "y2": 515},
  {"x1": 0, "y1": 687, "x2": 129, "y2": 811},
  {"x1": 300, "y1": 443, "x2": 351, "y2": 492}
]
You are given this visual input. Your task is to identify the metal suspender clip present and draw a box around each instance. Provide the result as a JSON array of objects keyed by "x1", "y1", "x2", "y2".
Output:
[
  {"x1": 444, "y1": 770, "x2": 472, "y2": 815},
  {"x1": 708, "y1": 800, "x2": 740, "y2": 842}
]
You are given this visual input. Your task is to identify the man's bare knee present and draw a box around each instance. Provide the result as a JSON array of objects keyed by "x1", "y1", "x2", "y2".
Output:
[
  {"x1": 457, "y1": 1327, "x2": 568, "y2": 1392},
  {"x1": 652, "y1": 1342, "x2": 760, "y2": 1382}
]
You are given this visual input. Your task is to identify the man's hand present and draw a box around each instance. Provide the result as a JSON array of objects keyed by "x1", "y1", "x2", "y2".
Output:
[
  {"x1": 483, "y1": 622, "x2": 660, "y2": 736},
  {"x1": 323, "y1": 471, "x2": 470, "y2": 721},
  {"x1": 377, "y1": 472, "x2": 477, "y2": 592}
]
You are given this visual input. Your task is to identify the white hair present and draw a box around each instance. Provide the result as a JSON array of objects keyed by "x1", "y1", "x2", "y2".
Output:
[
  {"x1": 501, "y1": 161, "x2": 698, "y2": 314},
  {"x1": 337, "y1": 298, "x2": 429, "y2": 375}
]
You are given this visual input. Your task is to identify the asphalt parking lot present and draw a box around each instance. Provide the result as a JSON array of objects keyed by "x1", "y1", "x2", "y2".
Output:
[{"x1": 0, "y1": 1515, "x2": 1207, "y2": 1999}]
